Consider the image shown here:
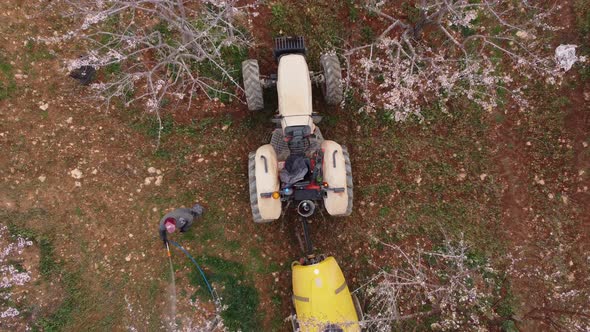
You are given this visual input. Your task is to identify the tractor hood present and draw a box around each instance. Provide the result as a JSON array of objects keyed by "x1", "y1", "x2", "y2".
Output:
[{"x1": 277, "y1": 54, "x2": 314, "y2": 130}]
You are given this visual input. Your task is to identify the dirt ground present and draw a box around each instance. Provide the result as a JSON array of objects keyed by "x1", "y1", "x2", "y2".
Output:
[{"x1": 1, "y1": 0, "x2": 589, "y2": 331}]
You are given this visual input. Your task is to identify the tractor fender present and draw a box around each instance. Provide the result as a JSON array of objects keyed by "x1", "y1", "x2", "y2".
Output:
[
  {"x1": 254, "y1": 144, "x2": 281, "y2": 221},
  {"x1": 321, "y1": 141, "x2": 349, "y2": 216}
]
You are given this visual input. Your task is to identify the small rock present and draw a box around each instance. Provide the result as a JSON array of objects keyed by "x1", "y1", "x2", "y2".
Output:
[
  {"x1": 92, "y1": 169, "x2": 98, "y2": 175},
  {"x1": 516, "y1": 30, "x2": 529, "y2": 39},
  {"x1": 562, "y1": 195, "x2": 568, "y2": 205},
  {"x1": 70, "y1": 168, "x2": 83, "y2": 179},
  {"x1": 221, "y1": 124, "x2": 229, "y2": 131},
  {"x1": 526, "y1": 141, "x2": 531, "y2": 146},
  {"x1": 480, "y1": 173, "x2": 487, "y2": 181},
  {"x1": 197, "y1": 158, "x2": 204, "y2": 163},
  {"x1": 38, "y1": 175, "x2": 46, "y2": 182},
  {"x1": 155, "y1": 176, "x2": 163, "y2": 186},
  {"x1": 148, "y1": 167, "x2": 157, "y2": 174},
  {"x1": 144, "y1": 177, "x2": 152, "y2": 185},
  {"x1": 75, "y1": 181, "x2": 82, "y2": 187},
  {"x1": 583, "y1": 142, "x2": 588, "y2": 148},
  {"x1": 548, "y1": 193, "x2": 554, "y2": 199},
  {"x1": 415, "y1": 176, "x2": 422, "y2": 184},
  {"x1": 39, "y1": 103, "x2": 49, "y2": 111},
  {"x1": 152, "y1": 207, "x2": 158, "y2": 212},
  {"x1": 66, "y1": 117, "x2": 73, "y2": 124},
  {"x1": 129, "y1": 234, "x2": 133, "y2": 238},
  {"x1": 457, "y1": 173, "x2": 467, "y2": 181},
  {"x1": 125, "y1": 255, "x2": 131, "y2": 262}
]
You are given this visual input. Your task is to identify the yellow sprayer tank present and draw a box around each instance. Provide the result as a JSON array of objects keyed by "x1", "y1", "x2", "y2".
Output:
[{"x1": 291, "y1": 257, "x2": 360, "y2": 331}]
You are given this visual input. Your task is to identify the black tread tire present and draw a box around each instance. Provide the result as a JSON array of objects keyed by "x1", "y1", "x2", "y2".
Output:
[
  {"x1": 242, "y1": 60, "x2": 264, "y2": 111},
  {"x1": 248, "y1": 152, "x2": 266, "y2": 223},
  {"x1": 340, "y1": 146, "x2": 353, "y2": 216},
  {"x1": 352, "y1": 293, "x2": 364, "y2": 321},
  {"x1": 313, "y1": 127, "x2": 324, "y2": 142},
  {"x1": 320, "y1": 53, "x2": 343, "y2": 105}
]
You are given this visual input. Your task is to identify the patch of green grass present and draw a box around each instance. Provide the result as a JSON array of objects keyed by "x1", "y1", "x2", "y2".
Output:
[
  {"x1": 0, "y1": 209, "x2": 85, "y2": 331},
  {"x1": 153, "y1": 21, "x2": 174, "y2": 41},
  {"x1": 401, "y1": 1, "x2": 422, "y2": 25},
  {"x1": 187, "y1": 254, "x2": 261, "y2": 331},
  {"x1": 378, "y1": 207, "x2": 391, "y2": 218},
  {"x1": 575, "y1": 0, "x2": 590, "y2": 36},
  {"x1": 2, "y1": 210, "x2": 60, "y2": 279},
  {"x1": 347, "y1": 0, "x2": 359, "y2": 22},
  {"x1": 74, "y1": 206, "x2": 84, "y2": 218},
  {"x1": 270, "y1": 3, "x2": 288, "y2": 31},
  {"x1": 154, "y1": 148, "x2": 172, "y2": 160},
  {"x1": 0, "y1": 54, "x2": 16, "y2": 101},
  {"x1": 34, "y1": 271, "x2": 83, "y2": 332},
  {"x1": 267, "y1": 1, "x2": 349, "y2": 66},
  {"x1": 24, "y1": 41, "x2": 55, "y2": 62},
  {"x1": 39, "y1": 237, "x2": 59, "y2": 277},
  {"x1": 196, "y1": 45, "x2": 247, "y2": 102},
  {"x1": 103, "y1": 62, "x2": 121, "y2": 77}
]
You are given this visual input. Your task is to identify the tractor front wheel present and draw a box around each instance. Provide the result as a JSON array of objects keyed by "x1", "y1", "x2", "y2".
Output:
[
  {"x1": 320, "y1": 53, "x2": 343, "y2": 105},
  {"x1": 242, "y1": 60, "x2": 264, "y2": 111}
]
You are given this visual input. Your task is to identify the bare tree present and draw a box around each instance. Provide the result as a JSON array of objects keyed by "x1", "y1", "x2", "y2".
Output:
[
  {"x1": 345, "y1": 0, "x2": 562, "y2": 121},
  {"x1": 359, "y1": 235, "x2": 503, "y2": 331},
  {"x1": 51, "y1": 0, "x2": 256, "y2": 146}
]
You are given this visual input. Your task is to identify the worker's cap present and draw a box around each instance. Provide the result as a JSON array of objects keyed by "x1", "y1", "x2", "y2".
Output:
[{"x1": 164, "y1": 218, "x2": 176, "y2": 233}]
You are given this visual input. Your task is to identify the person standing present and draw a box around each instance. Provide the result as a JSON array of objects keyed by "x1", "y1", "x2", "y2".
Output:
[{"x1": 159, "y1": 203, "x2": 204, "y2": 245}]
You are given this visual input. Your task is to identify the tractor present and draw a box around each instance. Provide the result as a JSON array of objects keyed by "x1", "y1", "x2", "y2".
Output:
[
  {"x1": 243, "y1": 36, "x2": 353, "y2": 223},
  {"x1": 243, "y1": 36, "x2": 361, "y2": 331}
]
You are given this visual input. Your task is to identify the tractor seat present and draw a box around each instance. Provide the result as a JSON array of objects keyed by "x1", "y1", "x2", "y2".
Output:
[{"x1": 280, "y1": 153, "x2": 311, "y2": 187}]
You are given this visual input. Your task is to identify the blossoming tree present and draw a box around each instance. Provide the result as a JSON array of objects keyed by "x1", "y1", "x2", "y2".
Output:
[{"x1": 345, "y1": 0, "x2": 561, "y2": 120}]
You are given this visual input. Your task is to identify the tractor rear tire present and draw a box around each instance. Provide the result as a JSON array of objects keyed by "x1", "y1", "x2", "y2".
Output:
[
  {"x1": 352, "y1": 293, "x2": 364, "y2": 321},
  {"x1": 248, "y1": 152, "x2": 265, "y2": 223},
  {"x1": 320, "y1": 53, "x2": 343, "y2": 105},
  {"x1": 242, "y1": 60, "x2": 264, "y2": 111},
  {"x1": 342, "y1": 146, "x2": 353, "y2": 216}
]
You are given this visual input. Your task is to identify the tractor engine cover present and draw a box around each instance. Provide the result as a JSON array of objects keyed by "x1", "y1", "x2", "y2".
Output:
[
  {"x1": 321, "y1": 140, "x2": 349, "y2": 216},
  {"x1": 277, "y1": 54, "x2": 315, "y2": 132}
]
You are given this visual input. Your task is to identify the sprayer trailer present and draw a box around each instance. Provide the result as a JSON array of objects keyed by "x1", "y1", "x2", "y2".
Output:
[
  {"x1": 243, "y1": 36, "x2": 353, "y2": 223},
  {"x1": 291, "y1": 255, "x2": 362, "y2": 332}
]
